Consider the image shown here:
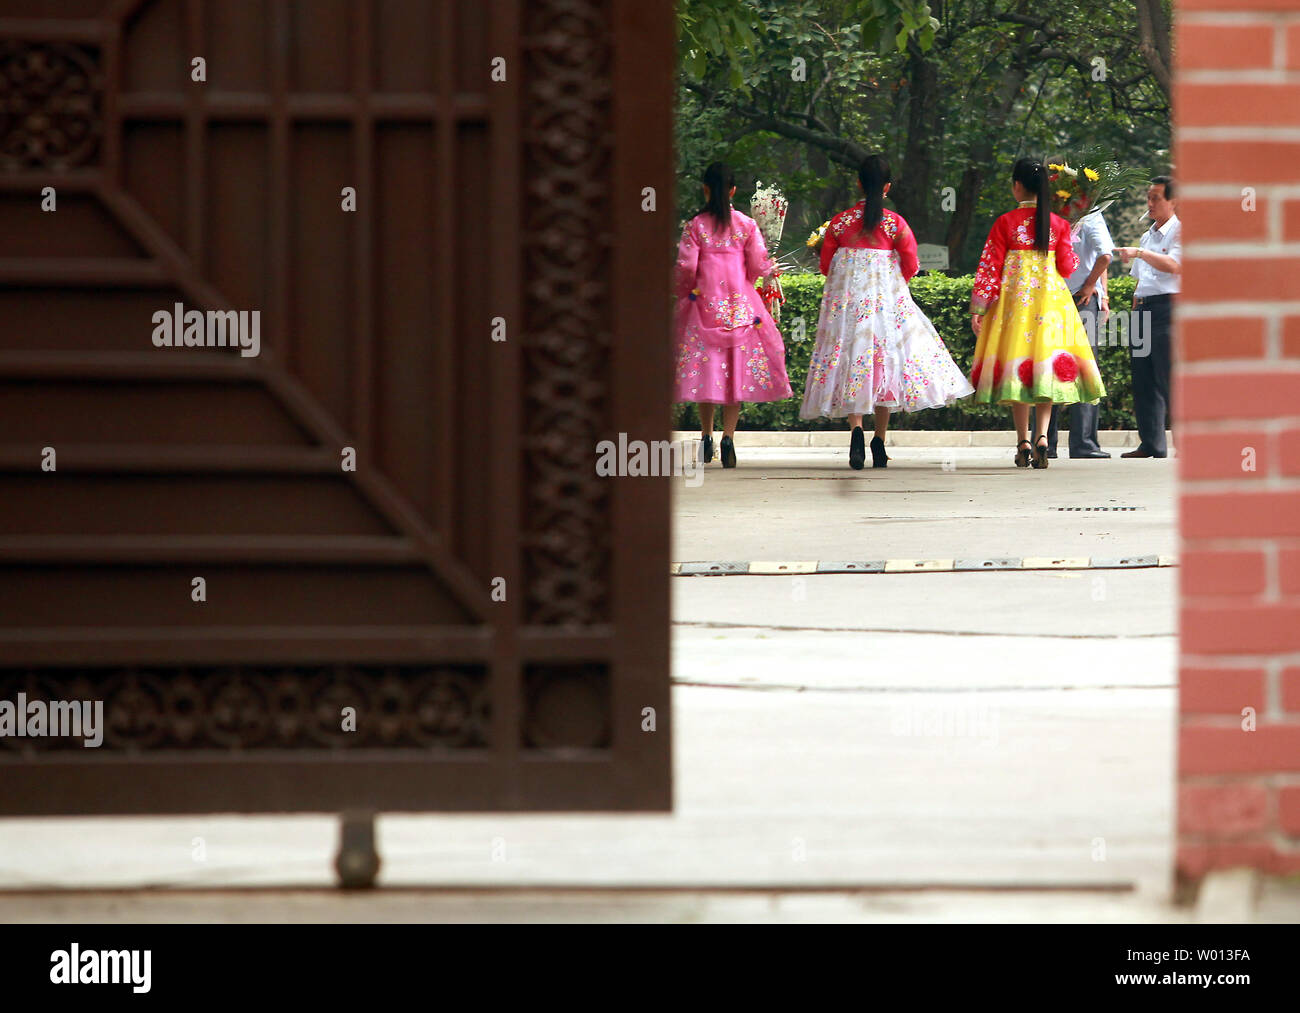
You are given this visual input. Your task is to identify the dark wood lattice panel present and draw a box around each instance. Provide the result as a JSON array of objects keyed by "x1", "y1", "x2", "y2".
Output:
[
  {"x1": 0, "y1": 0, "x2": 673, "y2": 814},
  {"x1": 0, "y1": 665, "x2": 491, "y2": 751},
  {"x1": 520, "y1": 0, "x2": 613, "y2": 626},
  {"x1": 0, "y1": 40, "x2": 103, "y2": 170}
]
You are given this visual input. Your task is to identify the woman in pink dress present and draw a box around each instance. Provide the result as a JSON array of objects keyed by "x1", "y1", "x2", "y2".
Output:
[{"x1": 674, "y1": 162, "x2": 793, "y2": 468}]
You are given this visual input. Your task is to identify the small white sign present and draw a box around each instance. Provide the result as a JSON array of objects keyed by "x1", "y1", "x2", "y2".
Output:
[{"x1": 917, "y1": 243, "x2": 949, "y2": 272}]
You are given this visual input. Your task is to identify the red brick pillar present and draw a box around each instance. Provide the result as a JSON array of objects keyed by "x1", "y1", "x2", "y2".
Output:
[{"x1": 1177, "y1": 1, "x2": 1300, "y2": 880}]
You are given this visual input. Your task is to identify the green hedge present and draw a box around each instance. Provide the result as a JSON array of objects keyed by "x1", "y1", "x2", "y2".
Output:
[{"x1": 674, "y1": 272, "x2": 1138, "y2": 431}]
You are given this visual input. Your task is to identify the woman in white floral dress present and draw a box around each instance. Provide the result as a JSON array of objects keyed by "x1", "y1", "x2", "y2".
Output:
[{"x1": 800, "y1": 155, "x2": 973, "y2": 469}]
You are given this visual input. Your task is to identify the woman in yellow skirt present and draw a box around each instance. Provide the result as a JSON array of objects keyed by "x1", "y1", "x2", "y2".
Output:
[{"x1": 969, "y1": 157, "x2": 1106, "y2": 468}]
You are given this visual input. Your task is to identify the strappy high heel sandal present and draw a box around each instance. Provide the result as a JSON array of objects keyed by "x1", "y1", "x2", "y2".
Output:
[
  {"x1": 1031, "y1": 434, "x2": 1050, "y2": 469},
  {"x1": 1015, "y1": 439, "x2": 1032, "y2": 468}
]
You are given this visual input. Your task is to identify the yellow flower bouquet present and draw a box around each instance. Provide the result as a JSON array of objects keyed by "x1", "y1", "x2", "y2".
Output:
[
  {"x1": 1047, "y1": 148, "x2": 1148, "y2": 229},
  {"x1": 805, "y1": 219, "x2": 831, "y2": 249}
]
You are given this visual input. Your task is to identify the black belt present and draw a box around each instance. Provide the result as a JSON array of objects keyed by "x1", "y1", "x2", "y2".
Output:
[{"x1": 1133, "y1": 293, "x2": 1175, "y2": 307}]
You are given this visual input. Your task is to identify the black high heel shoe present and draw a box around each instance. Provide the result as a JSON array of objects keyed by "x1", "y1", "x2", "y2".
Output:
[
  {"x1": 848, "y1": 426, "x2": 865, "y2": 470},
  {"x1": 720, "y1": 435, "x2": 737, "y2": 469},
  {"x1": 870, "y1": 435, "x2": 889, "y2": 468},
  {"x1": 1031, "y1": 435, "x2": 1050, "y2": 469},
  {"x1": 700, "y1": 433, "x2": 714, "y2": 464},
  {"x1": 1015, "y1": 439, "x2": 1032, "y2": 468}
]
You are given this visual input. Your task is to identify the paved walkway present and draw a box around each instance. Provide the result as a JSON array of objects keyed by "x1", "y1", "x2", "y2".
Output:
[{"x1": 0, "y1": 445, "x2": 1196, "y2": 920}]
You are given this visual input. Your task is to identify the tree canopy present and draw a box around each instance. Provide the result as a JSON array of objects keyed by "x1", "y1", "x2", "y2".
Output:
[{"x1": 677, "y1": 0, "x2": 1173, "y2": 272}]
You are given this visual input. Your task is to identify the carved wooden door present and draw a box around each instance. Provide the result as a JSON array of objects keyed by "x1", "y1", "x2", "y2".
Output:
[{"x1": 0, "y1": 0, "x2": 672, "y2": 813}]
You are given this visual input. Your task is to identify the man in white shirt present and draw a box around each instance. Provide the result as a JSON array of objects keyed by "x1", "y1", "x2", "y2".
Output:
[
  {"x1": 1036, "y1": 210, "x2": 1115, "y2": 458},
  {"x1": 1115, "y1": 176, "x2": 1180, "y2": 458}
]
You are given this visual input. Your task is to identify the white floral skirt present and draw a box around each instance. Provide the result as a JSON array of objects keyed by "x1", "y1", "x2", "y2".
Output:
[{"x1": 800, "y1": 248, "x2": 973, "y2": 419}]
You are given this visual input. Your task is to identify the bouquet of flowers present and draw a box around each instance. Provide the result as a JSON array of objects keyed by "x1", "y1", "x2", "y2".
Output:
[
  {"x1": 750, "y1": 181, "x2": 788, "y2": 320},
  {"x1": 805, "y1": 219, "x2": 831, "y2": 250},
  {"x1": 1047, "y1": 149, "x2": 1148, "y2": 234}
]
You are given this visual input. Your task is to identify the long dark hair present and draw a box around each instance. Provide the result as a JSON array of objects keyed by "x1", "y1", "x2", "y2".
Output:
[
  {"x1": 698, "y1": 161, "x2": 735, "y2": 231},
  {"x1": 1012, "y1": 156, "x2": 1051, "y2": 252},
  {"x1": 857, "y1": 154, "x2": 891, "y2": 235}
]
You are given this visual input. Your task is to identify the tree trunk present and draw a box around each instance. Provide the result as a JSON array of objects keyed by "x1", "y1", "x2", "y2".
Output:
[
  {"x1": 945, "y1": 26, "x2": 1037, "y2": 265},
  {"x1": 1133, "y1": 0, "x2": 1172, "y2": 100},
  {"x1": 890, "y1": 39, "x2": 942, "y2": 244}
]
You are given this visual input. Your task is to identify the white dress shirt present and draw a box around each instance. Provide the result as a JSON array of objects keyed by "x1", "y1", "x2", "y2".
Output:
[
  {"x1": 1131, "y1": 213, "x2": 1181, "y2": 297},
  {"x1": 1067, "y1": 212, "x2": 1114, "y2": 294}
]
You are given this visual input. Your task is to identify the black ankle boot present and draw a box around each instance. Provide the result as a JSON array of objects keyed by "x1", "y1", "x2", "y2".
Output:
[
  {"x1": 870, "y1": 435, "x2": 888, "y2": 468},
  {"x1": 700, "y1": 434, "x2": 714, "y2": 464},
  {"x1": 849, "y1": 426, "x2": 865, "y2": 470}
]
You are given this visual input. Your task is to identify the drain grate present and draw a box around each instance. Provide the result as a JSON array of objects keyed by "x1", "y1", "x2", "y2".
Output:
[{"x1": 1052, "y1": 506, "x2": 1145, "y2": 511}]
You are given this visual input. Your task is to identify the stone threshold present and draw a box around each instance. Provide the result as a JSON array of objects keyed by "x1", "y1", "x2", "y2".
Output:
[{"x1": 673, "y1": 430, "x2": 1174, "y2": 449}]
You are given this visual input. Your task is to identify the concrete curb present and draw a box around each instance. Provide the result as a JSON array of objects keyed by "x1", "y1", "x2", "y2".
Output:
[
  {"x1": 1194, "y1": 868, "x2": 1257, "y2": 923},
  {"x1": 672, "y1": 430, "x2": 1174, "y2": 449},
  {"x1": 673, "y1": 555, "x2": 1178, "y2": 575}
]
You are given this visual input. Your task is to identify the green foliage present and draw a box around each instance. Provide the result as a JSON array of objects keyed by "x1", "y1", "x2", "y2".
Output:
[
  {"x1": 674, "y1": 272, "x2": 1139, "y2": 432},
  {"x1": 677, "y1": 0, "x2": 761, "y2": 86},
  {"x1": 678, "y1": 0, "x2": 935, "y2": 87},
  {"x1": 676, "y1": 0, "x2": 1171, "y2": 272}
]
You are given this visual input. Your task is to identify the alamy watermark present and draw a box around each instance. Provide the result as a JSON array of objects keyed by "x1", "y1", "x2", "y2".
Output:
[
  {"x1": 595, "y1": 433, "x2": 703, "y2": 486},
  {"x1": 152, "y1": 302, "x2": 260, "y2": 357},
  {"x1": 0, "y1": 693, "x2": 104, "y2": 747},
  {"x1": 1078, "y1": 307, "x2": 1151, "y2": 357},
  {"x1": 1038, "y1": 307, "x2": 1152, "y2": 357},
  {"x1": 50, "y1": 944, "x2": 151, "y2": 992},
  {"x1": 891, "y1": 697, "x2": 999, "y2": 748}
]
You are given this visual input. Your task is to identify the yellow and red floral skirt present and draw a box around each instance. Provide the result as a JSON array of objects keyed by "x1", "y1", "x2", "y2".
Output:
[{"x1": 970, "y1": 250, "x2": 1105, "y2": 406}]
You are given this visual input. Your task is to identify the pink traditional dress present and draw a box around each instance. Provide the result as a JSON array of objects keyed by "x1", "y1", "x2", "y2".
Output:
[
  {"x1": 969, "y1": 204, "x2": 1106, "y2": 404},
  {"x1": 800, "y1": 203, "x2": 972, "y2": 419},
  {"x1": 673, "y1": 209, "x2": 793, "y2": 404}
]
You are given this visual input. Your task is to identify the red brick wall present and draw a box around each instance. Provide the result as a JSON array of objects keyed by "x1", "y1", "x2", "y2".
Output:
[{"x1": 1177, "y1": 1, "x2": 1300, "y2": 880}]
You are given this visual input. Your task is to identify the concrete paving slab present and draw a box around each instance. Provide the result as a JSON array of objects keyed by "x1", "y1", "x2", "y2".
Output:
[
  {"x1": 0, "y1": 677, "x2": 1175, "y2": 895},
  {"x1": 1256, "y1": 878, "x2": 1300, "y2": 923},
  {"x1": 0, "y1": 887, "x2": 1195, "y2": 923},
  {"x1": 672, "y1": 568, "x2": 1176, "y2": 638},
  {"x1": 672, "y1": 627, "x2": 1175, "y2": 692},
  {"x1": 0, "y1": 443, "x2": 1179, "y2": 914},
  {"x1": 673, "y1": 447, "x2": 1176, "y2": 563}
]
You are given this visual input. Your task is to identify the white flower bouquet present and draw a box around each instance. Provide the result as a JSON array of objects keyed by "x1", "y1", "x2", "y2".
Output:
[{"x1": 750, "y1": 181, "x2": 788, "y2": 321}]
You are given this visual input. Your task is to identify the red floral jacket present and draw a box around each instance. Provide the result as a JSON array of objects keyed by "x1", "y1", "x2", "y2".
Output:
[
  {"x1": 820, "y1": 203, "x2": 919, "y2": 281},
  {"x1": 971, "y1": 207, "x2": 1078, "y2": 314}
]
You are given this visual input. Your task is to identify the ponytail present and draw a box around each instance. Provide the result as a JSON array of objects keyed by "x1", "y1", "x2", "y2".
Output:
[
  {"x1": 1013, "y1": 156, "x2": 1051, "y2": 252},
  {"x1": 857, "y1": 154, "x2": 890, "y2": 236},
  {"x1": 699, "y1": 161, "x2": 735, "y2": 231}
]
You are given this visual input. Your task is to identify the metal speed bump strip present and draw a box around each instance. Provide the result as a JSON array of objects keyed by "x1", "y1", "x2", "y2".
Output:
[
  {"x1": 748, "y1": 560, "x2": 819, "y2": 574},
  {"x1": 883, "y1": 559, "x2": 955, "y2": 572},
  {"x1": 954, "y1": 558, "x2": 1022, "y2": 571},
  {"x1": 678, "y1": 561, "x2": 749, "y2": 575},
  {"x1": 817, "y1": 560, "x2": 886, "y2": 573},
  {"x1": 1089, "y1": 555, "x2": 1160, "y2": 569},
  {"x1": 1020, "y1": 556, "x2": 1090, "y2": 570}
]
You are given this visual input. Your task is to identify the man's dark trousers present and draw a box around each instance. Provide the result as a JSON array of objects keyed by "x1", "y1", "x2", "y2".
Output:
[
  {"x1": 1037, "y1": 292, "x2": 1105, "y2": 456},
  {"x1": 1129, "y1": 294, "x2": 1173, "y2": 456}
]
